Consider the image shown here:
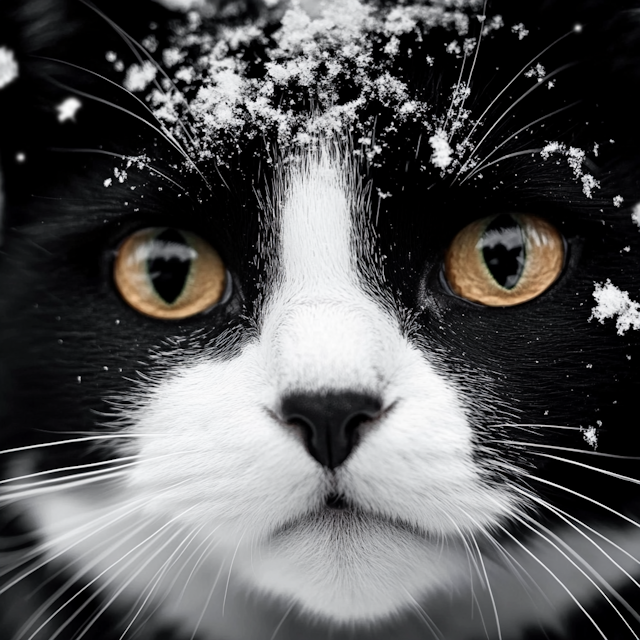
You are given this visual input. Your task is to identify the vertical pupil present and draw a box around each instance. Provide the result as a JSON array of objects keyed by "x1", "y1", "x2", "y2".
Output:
[
  {"x1": 481, "y1": 214, "x2": 526, "y2": 289},
  {"x1": 148, "y1": 229, "x2": 192, "y2": 304}
]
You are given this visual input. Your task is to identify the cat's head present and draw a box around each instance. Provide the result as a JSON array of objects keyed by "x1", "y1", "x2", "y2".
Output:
[{"x1": 2, "y1": 0, "x2": 640, "y2": 632}]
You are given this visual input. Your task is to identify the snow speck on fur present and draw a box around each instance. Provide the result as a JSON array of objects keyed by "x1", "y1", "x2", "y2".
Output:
[
  {"x1": 56, "y1": 97, "x2": 83, "y2": 123},
  {"x1": 591, "y1": 280, "x2": 640, "y2": 335},
  {"x1": 540, "y1": 142, "x2": 600, "y2": 198},
  {"x1": 0, "y1": 46, "x2": 18, "y2": 90},
  {"x1": 632, "y1": 202, "x2": 640, "y2": 228},
  {"x1": 581, "y1": 425, "x2": 598, "y2": 449},
  {"x1": 429, "y1": 130, "x2": 453, "y2": 170}
]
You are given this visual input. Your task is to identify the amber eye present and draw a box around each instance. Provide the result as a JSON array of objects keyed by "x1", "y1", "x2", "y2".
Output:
[
  {"x1": 444, "y1": 214, "x2": 564, "y2": 306},
  {"x1": 114, "y1": 227, "x2": 227, "y2": 319}
]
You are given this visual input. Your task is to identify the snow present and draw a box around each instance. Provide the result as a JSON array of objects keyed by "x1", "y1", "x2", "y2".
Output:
[
  {"x1": 613, "y1": 195, "x2": 624, "y2": 208},
  {"x1": 122, "y1": 0, "x2": 502, "y2": 170},
  {"x1": 591, "y1": 280, "x2": 640, "y2": 335},
  {"x1": 540, "y1": 142, "x2": 600, "y2": 198},
  {"x1": 429, "y1": 130, "x2": 453, "y2": 170},
  {"x1": 581, "y1": 425, "x2": 598, "y2": 449},
  {"x1": 0, "y1": 46, "x2": 18, "y2": 90},
  {"x1": 124, "y1": 61, "x2": 158, "y2": 92},
  {"x1": 56, "y1": 97, "x2": 82, "y2": 123},
  {"x1": 632, "y1": 202, "x2": 640, "y2": 228}
]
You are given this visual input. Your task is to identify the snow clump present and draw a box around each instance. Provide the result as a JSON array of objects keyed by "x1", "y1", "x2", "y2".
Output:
[
  {"x1": 591, "y1": 280, "x2": 640, "y2": 335},
  {"x1": 0, "y1": 46, "x2": 18, "y2": 90}
]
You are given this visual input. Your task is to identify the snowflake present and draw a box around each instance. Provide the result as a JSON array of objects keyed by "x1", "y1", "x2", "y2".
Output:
[
  {"x1": 590, "y1": 280, "x2": 640, "y2": 335},
  {"x1": 0, "y1": 46, "x2": 18, "y2": 90}
]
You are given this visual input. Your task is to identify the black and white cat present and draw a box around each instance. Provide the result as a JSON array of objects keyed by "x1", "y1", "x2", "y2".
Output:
[{"x1": 2, "y1": 0, "x2": 640, "y2": 638}]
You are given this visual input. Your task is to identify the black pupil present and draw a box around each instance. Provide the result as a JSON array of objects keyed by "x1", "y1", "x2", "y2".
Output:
[
  {"x1": 481, "y1": 215, "x2": 526, "y2": 289},
  {"x1": 148, "y1": 229, "x2": 192, "y2": 304}
]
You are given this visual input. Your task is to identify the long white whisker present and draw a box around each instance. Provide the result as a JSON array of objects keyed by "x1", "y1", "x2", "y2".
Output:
[
  {"x1": 47, "y1": 78, "x2": 204, "y2": 180},
  {"x1": 77, "y1": 0, "x2": 198, "y2": 146},
  {"x1": 15, "y1": 516, "x2": 151, "y2": 640},
  {"x1": 515, "y1": 487, "x2": 640, "y2": 591},
  {"x1": 459, "y1": 148, "x2": 543, "y2": 184},
  {"x1": 48, "y1": 148, "x2": 187, "y2": 193},
  {"x1": 489, "y1": 441, "x2": 640, "y2": 460},
  {"x1": 222, "y1": 528, "x2": 247, "y2": 617},
  {"x1": 496, "y1": 522, "x2": 608, "y2": 640},
  {"x1": 448, "y1": 0, "x2": 488, "y2": 139},
  {"x1": 269, "y1": 601, "x2": 297, "y2": 640},
  {"x1": 189, "y1": 550, "x2": 229, "y2": 640},
  {"x1": 469, "y1": 533, "x2": 502, "y2": 640},
  {"x1": 515, "y1": 515, "x2": 640, "y2": 638},
  {"x1": 530, "y1": 452, "x2": 640, "y2": 485},
  {"x1": 454, "y1": 27, "x2": 579, "y2": 165},
  {"x1": 463, "y1": 100, "x2": 581, "y2": 182},
  {"x1": 28, "y1": 505, "x2": 201, "y2": 640},
  {"x1": 402, "y1": 588, "x2": 444, "y2": 640},
  {"x1": 0, "y1": 479, "x2": 193, "y2": 594}
]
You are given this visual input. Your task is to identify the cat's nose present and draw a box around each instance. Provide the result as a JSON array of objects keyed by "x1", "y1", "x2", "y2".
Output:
[{"x1": 280, "y1": 392, "x2": 382, "y2": 469}]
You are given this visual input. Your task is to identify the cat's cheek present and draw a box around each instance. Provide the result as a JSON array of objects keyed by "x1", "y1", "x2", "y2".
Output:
[{"x1": 119, "y1": 353, "x2": 327, "y2": 540}]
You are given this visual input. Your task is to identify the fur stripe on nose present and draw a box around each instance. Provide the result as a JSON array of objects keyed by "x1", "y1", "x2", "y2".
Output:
[{"x1": 280, "y1": 392, "x2": 382, "y2": 469}]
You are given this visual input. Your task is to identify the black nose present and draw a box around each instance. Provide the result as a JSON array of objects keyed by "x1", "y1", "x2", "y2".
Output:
[{"x1": 280, "y1": 392, "x2": 382, "y2": 469}]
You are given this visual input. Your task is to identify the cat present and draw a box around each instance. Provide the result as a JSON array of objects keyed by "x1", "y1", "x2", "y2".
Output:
[{"x1": 2, "y1": 0, "x2": 640, "y2": 638}]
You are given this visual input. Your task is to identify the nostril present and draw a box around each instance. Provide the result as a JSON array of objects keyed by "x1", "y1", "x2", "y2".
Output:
[{"x1": 280, "y1": 391, "x2": 382, "y2": 469}]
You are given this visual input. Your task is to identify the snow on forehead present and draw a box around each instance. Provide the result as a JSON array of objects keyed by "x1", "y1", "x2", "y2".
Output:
[{"x1": 126, "y1": 0, "x2": 598, "y2": 180}]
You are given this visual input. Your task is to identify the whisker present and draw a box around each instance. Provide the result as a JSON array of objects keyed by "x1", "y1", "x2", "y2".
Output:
[
  {"x1": 0, "y1": 456, "x2": 140, "y2": 487},
  {"x1": 459, "y1": 148, "x2": 543, "y2": 184},
  {"x1": 530, "y1": 452, "x2": 640, "y2": 485},
  {"x1": 492, "y1": 440, "x2": 640, "y2": 460},
  {"x1": 453, "y1": 26, "x2": 579, "y2": 169},
  {"x1": 449, "y1": 0, "x2": 488, "y2": 139},
  {"x1": 269, "y1": 601, "x2": 297, "y2": 640},
  {"x1": 516, "y1": 471, "x2": 640, "y2": 531},
  {"x1": 463, "y1": 100, "x2": 581, "y2": 182},
  {"x1": 469, "y1": 532, "x2": 502, "y2": 640},
  {"x1": 48, "y1": 148, "x2": 187, "y2": 193},
  {"x1": 189, "y1": 550, "x2": 229, "y2": 640},
  {"x1": 77, "y1": 0, "x2": 198, "y2": 146},
  {"x1": 124, "y1": 524, "x2": 211, "y2": 638},
  {"x1": 402, "y1": 588, "x2": 444, "y2": 640},
  {"x1": 496, "y1": 522, "x2": 608, "y2": 640},
  {"x1": 0, "y1": 434, "x2": 182, "y2": 457},
  {"x1": 75, "y1": 523, "x2": 200, "y2": 640},
  {"x1": 515, "y1": 487, "x2": 640, "y2": 591},
  {"x1": 15, "y1": 516, "x2": 151, "y2": 640},
  {"x1": 46, "y1": 77, "x2": 205, "y2": 181},
  {"x1": 0, "y1": 479, "x2": 193, "y2": 595},
  {"x1": 515, "y1": 514, "x2": 640, "y2": 638},
  {"x1": 27, "y1": 504, "x2": 201, "y2": 640},
  {"x1": 222, "y1": 528, "x2": 247, "y2": 617}
]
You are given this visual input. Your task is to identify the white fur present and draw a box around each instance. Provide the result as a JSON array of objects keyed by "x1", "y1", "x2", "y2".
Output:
[{"x1": 24, "y1": 148, "x2": 529, "y2": 636}]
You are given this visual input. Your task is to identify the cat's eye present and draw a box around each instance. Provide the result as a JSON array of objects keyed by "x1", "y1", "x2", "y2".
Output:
[
  {"x1": 114, "y1": 227, "x2": 227, "y2": 319},
  {"x1": 444, "y1": 214, "x2": 564, "y2": 306}
]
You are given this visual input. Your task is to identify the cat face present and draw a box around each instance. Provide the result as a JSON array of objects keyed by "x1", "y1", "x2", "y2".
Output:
[{"x1": 2, "y1": 1, "x2": 640, "y2": 639}]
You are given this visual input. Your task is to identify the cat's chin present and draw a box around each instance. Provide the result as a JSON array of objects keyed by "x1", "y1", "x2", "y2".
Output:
[{"x1": 245, "y1": 507, "x2": 470, "y2": 623}]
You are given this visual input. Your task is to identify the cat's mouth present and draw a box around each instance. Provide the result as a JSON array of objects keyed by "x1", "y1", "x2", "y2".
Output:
[{"x1": 324, "y1": 492, "x2": 349, "y2": 510}]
